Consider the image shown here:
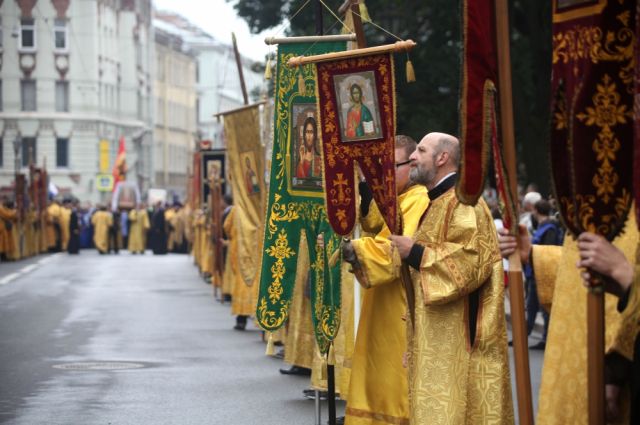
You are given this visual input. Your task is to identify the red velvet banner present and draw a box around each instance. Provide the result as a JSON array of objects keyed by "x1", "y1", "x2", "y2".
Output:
[
  {"x1": 551, "y1": 0, "x2": 635, "y2": 240},
  {"x1": 316, "y1": 53, "x2": 398, "y2": 235},
  {"x1": 457, "y1": 0, "x2": 516, "y2": 229},
  {"x1": 635, "y1": 5, "x2": 640, "y2": 229}
]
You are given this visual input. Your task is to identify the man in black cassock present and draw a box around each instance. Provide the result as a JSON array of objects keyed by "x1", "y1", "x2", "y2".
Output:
[{"x1": 151, "y1": 202, "x2": 167, "y2": 255}]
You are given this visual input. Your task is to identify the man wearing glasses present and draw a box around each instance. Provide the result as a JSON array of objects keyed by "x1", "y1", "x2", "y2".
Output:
[{"x1": 340, "y1": 135, "x2": 429, "y2": 425}]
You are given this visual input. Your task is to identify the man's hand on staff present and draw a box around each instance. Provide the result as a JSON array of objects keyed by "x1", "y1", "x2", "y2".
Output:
[
  {"x1": 388, "y1": 235, "x2": 414, "y2": 259},
  {"x1": 576, "y1": 232, "x2": 634, "y2": 298},
  {"x1": 497, "y1": 224, "x2": 531, "y2": 264}
]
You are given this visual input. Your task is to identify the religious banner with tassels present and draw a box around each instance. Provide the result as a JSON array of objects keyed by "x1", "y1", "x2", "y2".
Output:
[
  {"x1": 456, "y1": 0, "x2": 517, "y2": 228},
  {"x1": 457, "y1": 1, "x2": 532, "y2": 423},
  {"x1": 220, "y1": 103, "x2": 266, "y2": 289},
  {"x1": 636, "y1": 3, "x2": 640, "y2": 229},
  {"x1": 550, "y1": 2, "x2": 636, "y2": 423},
  {"x1": 287, "y1": 40, "x2": 417, "y2": 236},
  {"x1": 551, "y1": 0, "x2": 635, "y2": 240},
  {"x1": 257, "y1": 40, "x2": 348, "y2": 355}
]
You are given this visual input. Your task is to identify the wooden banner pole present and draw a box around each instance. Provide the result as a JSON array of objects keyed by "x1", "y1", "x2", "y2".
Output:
[
  {"x1": 494, "y1": 0, "x2": 534, "y2": 424},
  {"x1": 588, "y1": 288, "x2": 605, "y2": 425}
]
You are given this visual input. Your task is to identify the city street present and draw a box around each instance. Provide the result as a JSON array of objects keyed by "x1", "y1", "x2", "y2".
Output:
[{"x1": 0, "y1": 251, "x2": 543, "y2": 424}]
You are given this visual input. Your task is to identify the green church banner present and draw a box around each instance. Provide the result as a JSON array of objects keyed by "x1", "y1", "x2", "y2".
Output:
[{"x1": 257, "y1": 41, "x2": 346, "y2": 354}]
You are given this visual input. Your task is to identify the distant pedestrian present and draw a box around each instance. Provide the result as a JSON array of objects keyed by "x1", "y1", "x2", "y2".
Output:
[
  {"x1": 67, "y1": 199, "x2": 81, "y2": 254},
  {"x1": 151, "y1": 202, "x2": 167, "y2": 255}
]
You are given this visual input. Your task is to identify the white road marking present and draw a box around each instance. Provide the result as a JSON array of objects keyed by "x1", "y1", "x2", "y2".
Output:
[
  {"x1": 20, "y1": 264, "x2": 38, "y2": 274},
  {"x1": 0, "y1": 272, "x2": 22, "y2": 285}
]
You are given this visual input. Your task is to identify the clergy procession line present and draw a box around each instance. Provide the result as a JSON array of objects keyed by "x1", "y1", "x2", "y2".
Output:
[{"x1": 3, "y1": 0, "x2": 640, "y2": 424}]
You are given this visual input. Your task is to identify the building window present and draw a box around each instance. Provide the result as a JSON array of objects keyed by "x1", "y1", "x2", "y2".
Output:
[
  {"x1": 53, "y1": 19, "x2": 68, "y2": 51},
  {"x1": 20, "y1": 18, "x2": 36, "y2": 51},
  {"x1": 55, "y1": 81, "x2": 69, "y2": 112},
  {"x1": 21, "y1": 80, "x2": 36, "y2": 111},
  {"x1": 56, "y1": 138, "x2": 69, "y2": 167},
  {"x1": 21, "y1": 138, "x2": 36, "y2": 167}
]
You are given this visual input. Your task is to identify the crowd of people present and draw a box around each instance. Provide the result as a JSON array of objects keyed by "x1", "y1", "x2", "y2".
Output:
[
  {"x1": 2, "y1": 132, "x2": 638, "y2": 424},
  {"x1": 0, "y1": 196, "x2": 192, "y2": 261}
]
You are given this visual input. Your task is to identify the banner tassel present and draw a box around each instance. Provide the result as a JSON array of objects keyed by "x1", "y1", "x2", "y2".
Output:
[
  {"x1": 264, "y1": 56, "x2": 272, "y2": 80},
  {"x1": 406, "y1": 59, "x2": 416, "y2": 83},
  {"x1": 359, "y1": 1, "x2": 372, "y2": 23},
  {"x1": 265, "y1": 332, "x2": 275, "y2": 356},
  {"x1": 328, "y1": 343, "x2": 336, "y2": 366},
  {"x1": 298, "y1": 70, "x2": 306, "y2": 96}
]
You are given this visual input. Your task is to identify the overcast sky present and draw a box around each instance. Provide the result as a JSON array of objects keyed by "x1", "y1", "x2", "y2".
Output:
[{"x1": 153, "y1": 0, "x2": 275, "y2": 61}]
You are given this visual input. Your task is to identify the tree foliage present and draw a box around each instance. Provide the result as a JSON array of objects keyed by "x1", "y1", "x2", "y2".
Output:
[{"x1": 232, "y1": 0, "x2": 553, "y2": 192}]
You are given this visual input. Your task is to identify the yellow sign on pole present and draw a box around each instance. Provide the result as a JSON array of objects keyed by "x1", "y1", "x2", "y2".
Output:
[
  {"x1": 96, "y1": 174, "x2": 114, "y2": 192},
  {"x1": 99, "y1": 140, "x2": 110, "y2": 173}
]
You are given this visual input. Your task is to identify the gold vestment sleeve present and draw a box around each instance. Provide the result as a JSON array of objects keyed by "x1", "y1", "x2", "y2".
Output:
[{"x1": 531, "y1": 245, "x2": 562, "y2": 313}]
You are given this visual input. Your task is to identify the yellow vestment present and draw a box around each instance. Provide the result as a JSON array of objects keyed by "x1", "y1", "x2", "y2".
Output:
[
  {"x1": 165, "y1": 209, "x2": 177, "y2": 250},
  {"x1": 60, "y1": 206, "x2": 71, "y2": 251},
  {"x1": 46, "y1": 203, "x2": 62, "y2": 249},
  {"x1": 535, "y1": 214, "x2": 638, "y2": 425},
  {"x1": 284, "y1": 232, "x2": 316, "y2": 369},
  {"x1": 347, "y1": 185, "x2": 429, "y2": 425},
  {"x1": 128, "y1": 208, "x2": 149, "y2": 253},
  {"x1": 0, "y1": 205, "x2": 17, "y2": 258},
  {"x1": 91, "y1": 211, "x2": 113, "y2": 253},
  {"x1": 404, "y1": 186, "x2": 514, "y2": 424},
  {"x1": 225, "y1": 207, "x2": 258, "y2": 316}
]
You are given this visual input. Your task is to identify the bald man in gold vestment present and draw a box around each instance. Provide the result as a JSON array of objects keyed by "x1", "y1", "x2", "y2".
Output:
[
  {"x1": 390, "y1": 133, "x2": 513, "y2": 424},
  {"x1": 341, "y1": 136, "x2": 429, "y2": 425}
]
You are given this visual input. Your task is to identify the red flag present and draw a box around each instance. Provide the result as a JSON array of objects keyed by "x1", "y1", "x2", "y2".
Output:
[
  {"x1": 456, "y1": 0, "x2": 517, "y2": 230},
  {"x1": 112, "y1": 136, "x2": 127, "y2": 191}
]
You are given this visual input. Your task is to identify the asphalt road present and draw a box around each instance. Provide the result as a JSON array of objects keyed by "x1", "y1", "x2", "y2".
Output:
[
  {"x1": 0, "y1": 251, "x2": 341, "y2": 425},
  {"x1": 0, "y1": 251, "x2": 543, "y2": 424}
]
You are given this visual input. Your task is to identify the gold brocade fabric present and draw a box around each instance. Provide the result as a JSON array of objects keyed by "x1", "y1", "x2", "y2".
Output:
[
  {"x1": 311, "y1": 262, "x2": 355, "y2": 395},
  {"x1": 531, "y1": 245, "x2": 562, "y2": 313},
  {"x1": 407, "y1": 189, "x2": 514, "y2": 424},
  {"x1": 347, "y1": 185, "x2": 429, "y2": 425},
  {"x1": 360, "y1": 199, "x2": 385, "y2": 236},
  {"x1": 284, "y1": 232, "x2": 315, "y2": 370},
  {"x1": 165, "y1": 209, "x2": 177, "y2": 250},
  {"x1": 91, "y1": 211, "x2": 112, "y2": 253},
  {"x1": 0, "y1": 205, "x2": 17, "y2": 256},
  {"x1": 128, "y1": 209, "x2": 149, "y2": 253},
  {"x1": 46, "y1": 203, "x2": 61, "y2": 249},
  {"x1": 536, "y1": 215, "x2": 639, "y2": 425},
  {"x1": 226, "y1": 207, "x2": 257, "y2": 316}
]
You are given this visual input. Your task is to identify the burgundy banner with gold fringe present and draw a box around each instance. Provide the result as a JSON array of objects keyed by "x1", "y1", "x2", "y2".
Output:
[
  {"x1": 316, "y1": 53, "x2": 398, "y2": 235},
  {"x1": 456, "y1": 0, "x2": 517, "y2": 229},
  {"x1": 635, "y1": 5, "x2": 640, "y2": 229},
  {"x1": 551, "y1": 0, "x2": 635, "y2": 240}
]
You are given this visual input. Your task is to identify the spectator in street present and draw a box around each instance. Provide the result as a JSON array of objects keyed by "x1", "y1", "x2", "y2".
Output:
[
  {"x1": 519, "y1": 191, "x2": 541, "y2": 235},
  {"x1": 525, "y1": 199, "x2": 563, "y2": 350},
  {"x1": 150, "y1": 202, "x2": 168, "y2": 255},
  {"x1": 67, "y1": 199, "x2": 81, "y2": 254}
]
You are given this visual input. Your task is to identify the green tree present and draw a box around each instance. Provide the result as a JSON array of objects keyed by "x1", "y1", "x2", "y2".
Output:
[{"x1": 232, "y1": 0, "x2": 552, "y2": 193}]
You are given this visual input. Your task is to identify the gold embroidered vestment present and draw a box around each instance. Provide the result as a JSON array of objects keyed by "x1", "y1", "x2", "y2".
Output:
[{"x1": 404, "y1": 188, "x2": 514, "y2": 424}]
